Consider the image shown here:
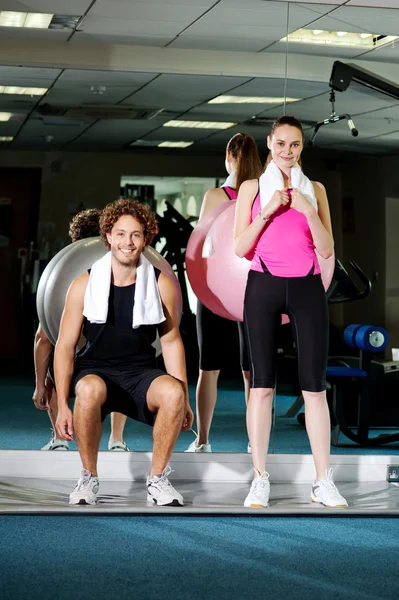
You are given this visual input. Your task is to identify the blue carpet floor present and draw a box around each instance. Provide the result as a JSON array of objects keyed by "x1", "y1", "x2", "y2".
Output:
[
  {"x1": 1, "y1": 376, "x2": 399, "y2": 454},
  {"x1": 1, "y1": 516, "x2": 399, "y2": 600}
]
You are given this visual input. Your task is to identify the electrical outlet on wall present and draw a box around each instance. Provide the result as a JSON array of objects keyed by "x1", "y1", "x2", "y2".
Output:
[{"x1": 387, "y1": 465, "x2": 399, "y2": 482}]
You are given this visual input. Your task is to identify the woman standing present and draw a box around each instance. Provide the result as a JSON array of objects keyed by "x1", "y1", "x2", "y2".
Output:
[
  {"x1": 234, "y1": 116, "x2": 347, "y2": 508},
  {"x1": 186, "y1": 133, "x2": 263, "y2": 452}
]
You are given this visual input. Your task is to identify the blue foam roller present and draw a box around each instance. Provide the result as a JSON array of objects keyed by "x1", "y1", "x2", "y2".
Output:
[
  {"x1": 354, "y1": 325, "x2": 389, "y2": 353},
  {"x1": 344, "y1": 324, "x2": 362, "y2": 349}
]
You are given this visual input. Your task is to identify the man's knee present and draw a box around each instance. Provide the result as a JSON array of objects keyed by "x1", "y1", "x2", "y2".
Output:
[
  {"x1": 75, "y1": 376, "x2": 107, "y2": 409},
  {"x1": 157, "y1": 379, "x2": 186, "y2": 417}
]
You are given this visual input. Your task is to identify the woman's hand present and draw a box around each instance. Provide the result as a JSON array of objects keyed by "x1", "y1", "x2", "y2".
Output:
[
  {"x1": 290, "y1": 188, "x2": 315, "y2": 217},
  {"x1": 260, "y1": 189, "x2": 290, "y2": 219}
]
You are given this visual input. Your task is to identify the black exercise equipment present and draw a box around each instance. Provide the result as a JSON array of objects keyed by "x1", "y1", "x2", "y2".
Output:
[
  {"x1": 308, "y1": 90, "x2": 358, "y2": 146},
  {"x1": 326, "y1": 258, "x2": 371, "y2": 304},
  {"x1": 309, "y1": 60, "x2": 399, "y2": 146},
  {"x1": 327, "y1": 324, "x2": 399, "y2": 446},
  {"x1": 154, "y1": 201, "x2": 194, "y2": 324}
]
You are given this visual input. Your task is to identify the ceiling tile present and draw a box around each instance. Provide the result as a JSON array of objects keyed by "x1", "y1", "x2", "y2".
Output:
[
  {"x1": 0, "y1": 65, "x2": 61, "y2": 82},
  {"x1": 169, "y1": 35, "x2": 272, "y2": 52},
  {"x1": 57, "y1": 70, "x2": 156, "y2": 86},
  {"x1": 355, "y1": 40, "x2": 399, "y2": 62},
  {"x1": 348, "y1": 0, "x2": 399, "y2": 6},
  {"x1": 311, "y1": 6, "x2": 399, "y2": 37},
  {"x1": 79, "y1": 16, "x2": 186, "y2": 36},
  {"x1": 69, "y1": 32, "x2": 174, "y2": 46},
  {"x1": 0, "y1": 27, "x2": 70, "y2": 41},
  {"x1": 121, "y1": 73, "x2": 251, "y2": 112},
  {"x1": 88, "y1": 0, "x2": 213, "y2": 20}
]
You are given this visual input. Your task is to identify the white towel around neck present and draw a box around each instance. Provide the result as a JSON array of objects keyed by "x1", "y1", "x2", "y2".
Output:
[
  {"x1": 259, "y1": 160, "x2": 318, "y2": 212},
  {"x1": 83, "y1": 251, "x2": 166, "y2": 329},
  {"x1": 222, "y1": 170, "x2": 236, "y2": 189}
]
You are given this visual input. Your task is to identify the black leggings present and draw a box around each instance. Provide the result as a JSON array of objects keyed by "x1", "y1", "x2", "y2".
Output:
[
  {"x1": 196, "y1": 300, "x2": 249, "y2": 372},
  {"x1": 244, "y1": 270, "x2": 328, "y2": 392}
]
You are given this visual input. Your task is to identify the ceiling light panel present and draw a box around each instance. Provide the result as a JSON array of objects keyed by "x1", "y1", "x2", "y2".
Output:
[
  {"x1": 163, "y1": 120, "x2": 236, "y2": 130},
  {"x1": 0, "y1": 136, "x2": 13, "y2": 141},
  {"x1": 0, "y1": 86, "x2": 48, "y2": 95},
  {"x1": 281, "y1": 28, "x2": 398, "y2": 49},
  {"x1": 0, "y1": 11, "x2": 53, "y2": 28},
  {"x1": 158, "y1": 141, "x2": 193, "y2": 148},
  {"x1": 0, "y1": 112, "x2": 12, "y2": 121},
  {"x1": 0, "y1": 11, "x2": 82, "y2": 30},
  {"x1": 208, "y1": 95, "x2": 301, "y2": 104}
]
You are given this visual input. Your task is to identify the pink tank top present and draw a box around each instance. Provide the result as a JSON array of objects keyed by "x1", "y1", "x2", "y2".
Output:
[
  {"x1": 250, "y1": 189, "x2": 320, "y2": 278},
  {"x1": 222, "y1": 186, "x2": 237, "y2": 200}
]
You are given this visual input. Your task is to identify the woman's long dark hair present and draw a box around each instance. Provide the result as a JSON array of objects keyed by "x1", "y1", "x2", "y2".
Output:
[
  {"x1": 227, "y1": 133, "x2": 263, "y2": 191},
  {"x1": 265, "y1": 115, "x2": 304, "y2": 168}
]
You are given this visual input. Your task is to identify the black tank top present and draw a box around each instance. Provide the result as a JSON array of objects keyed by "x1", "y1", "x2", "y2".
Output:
[{"x1": 76, "y1": 268, "x2": 161, "y2": 370}]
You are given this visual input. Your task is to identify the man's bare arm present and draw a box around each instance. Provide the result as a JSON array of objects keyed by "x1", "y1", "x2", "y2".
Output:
[
  {"x1": 54, "y1": 272, "x2": 88, "y2": 409},
  {"x1": 32, "y1": 324, "x2": 53, "y2": 410},
  {"x1": 157, "y1": 274, "x2": 187, "y2": 389},
  {"x1": 157, "y1": 274, "x2": 193, "y2": 431}
]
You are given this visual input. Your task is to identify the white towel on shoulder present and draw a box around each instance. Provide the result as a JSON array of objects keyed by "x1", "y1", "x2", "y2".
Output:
[
  {"x1": 259, "y1": 160, "x2": 317, "y2": 212},
  {"x1": 83, "y1": 251, "x2": 166, "y2": 328},
  {"x1": 222, "y1": 171, "x2": 236, "y2": 189}
]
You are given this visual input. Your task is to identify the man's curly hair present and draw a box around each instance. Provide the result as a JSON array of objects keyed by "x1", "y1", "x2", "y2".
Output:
[
  {"x1": 69, "y1": 208, "x2": 101, "y2": 242},
  {"x1": 100, "y1": 198, "x2": 159, "y2": 249}
]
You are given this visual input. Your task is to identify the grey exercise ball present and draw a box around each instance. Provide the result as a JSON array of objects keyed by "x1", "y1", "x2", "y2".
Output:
[
  {"x1": 36, "y1": 242, "x2": 82, "y2": 344},
  {"x1": 43, "y1": 237, "x2": 108, "y2": 345}
]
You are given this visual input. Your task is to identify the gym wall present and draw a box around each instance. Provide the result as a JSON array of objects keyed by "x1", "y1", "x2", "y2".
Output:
[{"x1": 0, "y1": 148, "x2": 393, "y2": 339}]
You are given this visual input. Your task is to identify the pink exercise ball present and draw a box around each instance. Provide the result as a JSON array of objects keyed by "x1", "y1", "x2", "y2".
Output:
[
  {"x1": 186, "y1": 203, "x2": 233, "y2": 320},
  {"x1": 188, "y1": 202, "x2": 335, "y2": 322}
]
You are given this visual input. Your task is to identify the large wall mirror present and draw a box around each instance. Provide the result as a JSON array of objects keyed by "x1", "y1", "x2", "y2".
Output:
[{"x1": 0, "y1": 0, "x2": 398, "y2": 456}]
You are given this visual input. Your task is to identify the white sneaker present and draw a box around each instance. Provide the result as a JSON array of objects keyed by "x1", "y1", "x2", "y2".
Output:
[
  {"x1": 108, "y1": 440, "x2": 130, "y2": 452},
  {"x1": 311, "y1": 468, "x2": 348, "y2": 508},
  {"x1": 185, "y1": 440, "x2": 211, "y2": 453},
  {"x1": 69, "y1": 470, "x2": 99, "y2": 505},
  {"x1": 41, "y1": 436, "x2": 69, "y2": 451},
  {"x1": 244, "y1": 470, "x2": 270, "y2": 508},
  {"x1": 147, "y1": 466, "x2": 183, "y2": 506}
]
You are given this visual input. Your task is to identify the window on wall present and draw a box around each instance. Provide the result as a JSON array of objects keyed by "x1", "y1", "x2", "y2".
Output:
[{"x1": 120, "y1": 176, "x2": 221, "y2": 221}]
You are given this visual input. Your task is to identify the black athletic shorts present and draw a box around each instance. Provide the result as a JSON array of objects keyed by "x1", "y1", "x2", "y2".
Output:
[
  {"x1": 196, "y1": 300, "x2": 250, "y2": 372},
  {"x1": 244, "y1": 269, "x2": 328, "y2": 392},
  {"x1": 72, "y1": 364, "x2": 165, "y2": 426},
  {"x1": 46, "y1": 352, "x2": 55, "y2": 386}
]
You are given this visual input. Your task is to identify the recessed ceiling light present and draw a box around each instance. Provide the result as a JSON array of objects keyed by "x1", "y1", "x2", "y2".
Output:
[
  {"x1": 0, "y1": 112, "x2": 12, "y2": 121},
  {"x1": 163, "y1": 120, "x2": 236, "y2": 130},
  {"x1": 0, "y1": 86, "x2": 48, "y2": 95},
  {"x1": 312, "y1": 30, "x2": 324, "y2": 35},
  {"x1": 0, "y1": 136, "x2": 13, "y2": 141},
  {"x1": 281, "y1": 28, "x2": 398, "y2": 49},
  {"x1": 158, "y1": 141, "x2": 194, "y2": 148},
  {"x1": 209, "y1": 95, "x2": 301, "y2": 104},
  {"x1": 0, "y1": 11, "x2": 81, "y2": 30},
  {"x1": 0, "y1": 11, "x2": 53, "y2": 28}
]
